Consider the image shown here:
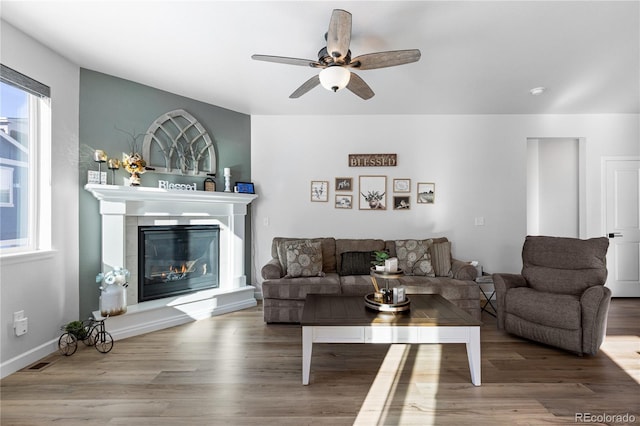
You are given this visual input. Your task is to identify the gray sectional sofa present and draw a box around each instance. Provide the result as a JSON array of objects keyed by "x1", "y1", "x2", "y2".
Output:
[{"x1": 260, "y1": 237, "x2": 481, "y2": 323}]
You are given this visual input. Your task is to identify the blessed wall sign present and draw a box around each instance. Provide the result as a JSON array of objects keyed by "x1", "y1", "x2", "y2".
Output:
[{"x1": 348, "y1": 154, "x2": 397, "y2": 167}]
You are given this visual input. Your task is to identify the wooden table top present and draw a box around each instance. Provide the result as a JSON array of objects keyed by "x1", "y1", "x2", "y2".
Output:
[{"x1": 300, "y1": 294, "x2": 482, "y2": 327}]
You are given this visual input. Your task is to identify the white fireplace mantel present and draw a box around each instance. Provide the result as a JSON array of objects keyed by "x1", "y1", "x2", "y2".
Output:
[
  {"x1": 84, "y1": 184, "x2": 258, "y2": 340},
  {"x1": 85, "y1": 183, "x2": 258, "y2": 213}
]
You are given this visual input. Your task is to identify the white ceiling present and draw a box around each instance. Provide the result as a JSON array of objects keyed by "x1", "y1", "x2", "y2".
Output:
[{"x1": 2, "y1": 1, "x2": 639, "y2": 115}]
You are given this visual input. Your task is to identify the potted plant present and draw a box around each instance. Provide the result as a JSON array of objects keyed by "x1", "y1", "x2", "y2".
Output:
[
  {"x1": 371, "y1": 250, "x2": 390, "y2": 271},
  {"x1": 62, "y1": 320, "x2": 87, "y2": 340}
]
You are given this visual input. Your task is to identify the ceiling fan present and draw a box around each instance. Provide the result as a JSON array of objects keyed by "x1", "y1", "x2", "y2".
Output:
[{"x1": 251, "y1": 9, "x2": 421, "y2": 100}]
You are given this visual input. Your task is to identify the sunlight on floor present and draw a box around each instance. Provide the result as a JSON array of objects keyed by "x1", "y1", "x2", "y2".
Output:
[
  {"x1": 353, "y1": 344, "x2": 442, "y2": 425},
  {"x1": 599, "y1": 335, "x2": 640, "y2": 384}
]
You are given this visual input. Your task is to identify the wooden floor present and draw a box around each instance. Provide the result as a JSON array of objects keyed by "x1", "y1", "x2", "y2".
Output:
[{"x1": 1, "y1": 299, "x2": 638, "y2": 425}]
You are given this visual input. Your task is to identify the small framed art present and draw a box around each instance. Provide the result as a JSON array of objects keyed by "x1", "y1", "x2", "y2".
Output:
[
  {"x1": 359, "y1": 175, "x2": 387, "y2": 210},
  {"x1": 393, "y1": 196, "x2": 411, "y2": 210},
  {"x1": 417, "y1": 182, "x2": 435, "y2": 204},
  {"x1": 235, "y1": 182, "x2": 255, "y2": 194},
  {"x1": 311, "y1": 180, "x2": 329, "y2": 202},
  {"x1": 393, "y1": 178, "x2": 411, "y2": 193},
  {"x1": 335, "y1": 194, "x2": 353, "y2": 209},
  {"x1": 335, "y1": 177, "x2": 353, "y2": 192}
]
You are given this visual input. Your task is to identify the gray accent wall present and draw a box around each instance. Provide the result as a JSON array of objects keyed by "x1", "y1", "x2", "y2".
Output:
[{"x1": 79, "y1": 69, "x2": 251, "y2": 319}]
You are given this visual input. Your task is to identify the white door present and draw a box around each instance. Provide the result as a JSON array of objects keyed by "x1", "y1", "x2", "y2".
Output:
[{"x1": 605, "y1": 159, "x2": 640, "y2": 297}]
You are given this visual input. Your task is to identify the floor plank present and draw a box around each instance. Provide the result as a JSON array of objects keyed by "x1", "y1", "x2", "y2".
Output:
[{"x1": 1, "y1": 299, "x2": 638, "y2": 425}]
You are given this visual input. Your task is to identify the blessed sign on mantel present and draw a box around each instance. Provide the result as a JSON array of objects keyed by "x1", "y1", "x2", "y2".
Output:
[{"x1": 349, "y1": 154, "x2": 397, "y2": 167}]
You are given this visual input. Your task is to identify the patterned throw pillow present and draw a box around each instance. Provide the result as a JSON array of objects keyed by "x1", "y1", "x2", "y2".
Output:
[
  {"x1": 284, "y1": 240, "x2": 324, "y2": 278},
  {"x1": 395, "y1": 239, "x2": 435, "y2": 276},
  {"x1": 431, "y1": 241, "x2": 453, "y2": 277},
  {"x1": 339, "y1": 251, "x2": 375, "y2": 276}
]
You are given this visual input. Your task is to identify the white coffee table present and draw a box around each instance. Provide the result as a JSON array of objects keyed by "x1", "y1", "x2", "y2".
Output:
[{"x1": 300, "y1": 293, "x2": 482, "y2": 386}]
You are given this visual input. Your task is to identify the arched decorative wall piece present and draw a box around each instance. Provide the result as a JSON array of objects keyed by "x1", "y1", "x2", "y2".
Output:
[{"x1": 142, "y1": 109, "x2": 216, "y2": 176}]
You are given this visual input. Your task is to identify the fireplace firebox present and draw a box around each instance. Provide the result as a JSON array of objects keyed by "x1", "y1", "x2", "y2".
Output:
[{"x1": 138, "y1": 225, "x2": 220, "y2": 302}]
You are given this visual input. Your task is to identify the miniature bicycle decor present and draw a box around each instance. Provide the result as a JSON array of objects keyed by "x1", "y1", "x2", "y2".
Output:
[{"x1": 58, "y1": 317, "x2": 113, "y2": 356}]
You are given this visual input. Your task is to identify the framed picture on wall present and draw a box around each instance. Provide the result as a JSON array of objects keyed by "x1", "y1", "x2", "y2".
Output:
[
  {"x1": 393, "y1": 178, "x2": 411, "y2": 193},
  {"x1": 359, "y1": 175, "x2": 387, "y2": 210},
  {"x1": 417, "y1": 182, "x2": 435, "y2": 204},
  {"x1": 310, "y1": 180, "x2": 329, "y2": 202},
  {"x1": 393, "y1": 196, "x2": 411, "y2": 210},
  {"x1": 335, "y1": 177, "x2": 353, "y2": 192},
  {"x1": 335, "y1": 194, "x2": 353, "y2": 209}
]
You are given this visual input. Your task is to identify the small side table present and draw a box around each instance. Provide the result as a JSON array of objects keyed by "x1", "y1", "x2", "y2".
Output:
[{"x1": 475, "y1": 274, "x2": 496, "y2": 317}]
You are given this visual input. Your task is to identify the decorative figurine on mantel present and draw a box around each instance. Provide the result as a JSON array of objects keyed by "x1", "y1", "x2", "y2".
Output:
[{"x1": 122, "y1": 152, "x2": 146, "y2": 186}]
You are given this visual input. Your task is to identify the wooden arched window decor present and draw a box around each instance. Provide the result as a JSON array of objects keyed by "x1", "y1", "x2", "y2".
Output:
[{"x1": 142, "y1": 109, "x2": 216, "y2": 176}]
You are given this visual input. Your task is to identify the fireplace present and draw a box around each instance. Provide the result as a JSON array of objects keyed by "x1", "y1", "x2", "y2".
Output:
[{"x1": 138, "y1": 225, "x2": 220, "y2": 302}]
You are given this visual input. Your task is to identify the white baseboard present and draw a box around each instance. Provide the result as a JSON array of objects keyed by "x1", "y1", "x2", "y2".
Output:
[{"x1": 1, "y1": 338, "x2": 58, "y2": 379}]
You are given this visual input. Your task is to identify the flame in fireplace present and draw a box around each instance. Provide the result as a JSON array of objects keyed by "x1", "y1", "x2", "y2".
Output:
[{"x1": 170, "y1": 264, "x2": 188, "y2": 274}]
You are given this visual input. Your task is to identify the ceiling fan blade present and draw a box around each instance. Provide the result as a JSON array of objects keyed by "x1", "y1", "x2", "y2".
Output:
[
  {"x1": 289, "y1": 75, "x2": 321, "y2": 98},
  {"x1": 326, "y1": 9, "x2": 352, "y2": 62},
  {"x1": 350, "y1": 49, "x2": 421, "y2": 70},
  {"x1": 346, "y1": 72, "x2": 374, "y2": 100},
  {"x1": 252, "y1": 54, "x2": 321, "y2": 68}
]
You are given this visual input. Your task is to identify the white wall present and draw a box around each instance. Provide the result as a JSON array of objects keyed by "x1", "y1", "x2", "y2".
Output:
[
  {"x1": 251, "y1": 114, "x2": 639, "y2": 288},
  {"x1": 0, "y1": 21, "x2": 80, "y2": 377},
  {"x1": 535, "y1": 138, "x2": 579, "y2": 237}
]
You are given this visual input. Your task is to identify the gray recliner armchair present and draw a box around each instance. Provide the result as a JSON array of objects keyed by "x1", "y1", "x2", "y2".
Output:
[{"x1": 493, "y1": 235, "x2": 610, "y2": 355}]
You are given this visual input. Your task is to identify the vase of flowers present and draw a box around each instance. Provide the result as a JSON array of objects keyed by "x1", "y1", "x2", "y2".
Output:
[
  {"x1": 122, "y1": 153, "x2": 147, "y2": 186},
  {"x1": 96, "y1": 267, "x2": 129, "y2": 317}
]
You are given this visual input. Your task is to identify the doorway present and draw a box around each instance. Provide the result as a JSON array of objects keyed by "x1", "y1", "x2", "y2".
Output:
[
  {"x1": 526, "y1": 138, "x2": 585, "y2": 238},
  {"x1": 603, "y1": 158, "x2": 640, "y2": 297}
]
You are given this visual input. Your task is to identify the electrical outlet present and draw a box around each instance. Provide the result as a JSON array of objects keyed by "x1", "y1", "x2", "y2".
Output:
[
  {"x1": 15, "y1": 317, "x2": 28, "y2": 336},
  {"x1": 13, "y1": 310, "x2": 24, "y2": 323}
]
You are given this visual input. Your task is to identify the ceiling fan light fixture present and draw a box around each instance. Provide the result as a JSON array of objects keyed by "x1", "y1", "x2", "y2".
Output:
[
  {"x1": 529, "y1": 86, "x2": 546, "y2": 95},
  {"x1": 319, "y1": 66, "x2": 350, "y2": 92}
]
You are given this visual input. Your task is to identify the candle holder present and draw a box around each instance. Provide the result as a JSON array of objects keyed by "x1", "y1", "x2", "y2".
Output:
[
  {"x1": 224, "y1": 167, "x2": 232, "y2": 192},
  {"x1": 93, "y1": 150, "x2": 107, "y2": 174},
  {"x1": 107, "y1": 158, "x2": 120, "y2": 185}
]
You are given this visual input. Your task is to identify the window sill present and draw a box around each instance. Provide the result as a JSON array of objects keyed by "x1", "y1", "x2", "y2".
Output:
[{"x1": 0, "y1": 249, "x2": 56, "y2": 265}]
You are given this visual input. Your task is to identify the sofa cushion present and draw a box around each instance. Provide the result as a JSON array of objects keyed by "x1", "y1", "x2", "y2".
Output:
[
  {"x1": 431, "y1": 241, "x2": 453, "y2": 277},
  {"x1": 395, "y1": 239, "x2": 435, "y2": 277},
  {"x1": 505, "y1": 287, "x2": 581, "y2": 330},
  {"x1": 339, "y1": 251, "x2": 374, "y2": 276},
  {"x1": 262, "y1": 273, "x2": 341, "y2": 300},
  {"x1": 284, "y1": 240, "x2": 324, "y2": 278},
  {"x1": 340, "y1": 274, "x2": 377, "y2": 295}
]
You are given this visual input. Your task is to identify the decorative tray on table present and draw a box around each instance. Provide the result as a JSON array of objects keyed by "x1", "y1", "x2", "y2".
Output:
[
  {"x1": 364, "y1": 293, "x2": 411, "y2": 312},
  {"x1": 370, "y1": 268, "x2": 404, "y2": 277}
]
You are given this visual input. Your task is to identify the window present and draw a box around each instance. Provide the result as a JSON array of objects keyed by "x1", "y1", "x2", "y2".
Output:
[{"x1": 0, "y1": 64, "x2": 51, "y2": 253}]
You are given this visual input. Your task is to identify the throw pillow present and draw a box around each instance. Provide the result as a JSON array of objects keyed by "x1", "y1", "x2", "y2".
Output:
[
  {"x1": 284, "y1": 240, "x2": 324, "y2": 278},
  {"x1": 395, "y1": 239, "x2": 435, "y2": 277},
  {"x1": 276, "y1": 238, "x2": 322, "y2": 276},
  {"x1": 339, "y1": 251, "x2": 375, "y2": 276},
  {"x1": 431, "y1": 241, "x2": 453, "y2": 277}
]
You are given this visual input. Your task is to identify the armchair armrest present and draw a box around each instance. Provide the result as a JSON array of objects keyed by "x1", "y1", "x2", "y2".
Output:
[
  {"x1": 261, "y1": 258, "x2": 284, "y2": 280},
  {"x1": 492, "y1": 273, "x2": 527, "y2": 329},
  {"x1": 580, "y1": 285, "x2": 612, "y2": 355},
  {"x1": 451, "y1": 259, "x2": 477, "y2": 281}
]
